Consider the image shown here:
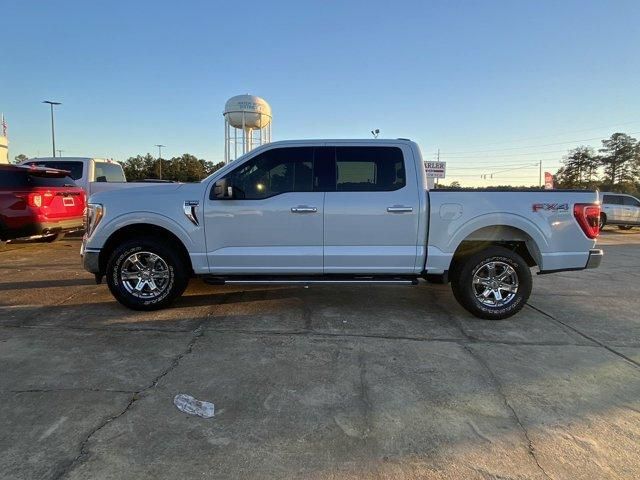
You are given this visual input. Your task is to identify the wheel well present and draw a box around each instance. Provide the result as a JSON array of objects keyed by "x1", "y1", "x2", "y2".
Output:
[
  {"x1": 449, "y1": 226, "x2": 539, "y2": 279},
  {"x1": 99, "y1": 224, "x2": 193, "y2": 275}
]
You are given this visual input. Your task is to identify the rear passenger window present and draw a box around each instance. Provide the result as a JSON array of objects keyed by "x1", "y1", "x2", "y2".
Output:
[{"x1": 335, "y1": 147, "x2": 405, "y2": 191}]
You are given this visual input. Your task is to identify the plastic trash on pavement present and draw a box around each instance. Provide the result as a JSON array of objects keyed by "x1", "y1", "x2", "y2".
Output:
[{"x1": 173, "y1": 394, "x2": 215, "y2": 418}]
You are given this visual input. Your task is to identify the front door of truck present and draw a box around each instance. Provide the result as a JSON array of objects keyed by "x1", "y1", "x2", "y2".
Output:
[
  {"x1": 204, "y1": 147, "x2": 324, "y2": 274},
  {"x1": 323, "y1": 145, "x2": 420, "y2": 274}
]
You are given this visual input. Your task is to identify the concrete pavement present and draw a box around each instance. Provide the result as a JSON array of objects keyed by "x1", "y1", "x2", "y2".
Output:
[{"x1": 1, "y1": 230, "x2": 639, "y2": 479}]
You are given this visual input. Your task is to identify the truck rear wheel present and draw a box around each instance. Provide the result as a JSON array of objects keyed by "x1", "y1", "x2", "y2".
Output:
[
  {"x1": 451, "y1": 246, "x2": 532, "y2": 320},
  {"x1": 106, "y1": 237, "x2": 189, "y2": 310}
]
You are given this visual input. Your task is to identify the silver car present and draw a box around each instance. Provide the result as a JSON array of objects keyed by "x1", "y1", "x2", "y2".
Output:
[{"x1": 601, "y1": 193, "x2": 640, "y2": 230}]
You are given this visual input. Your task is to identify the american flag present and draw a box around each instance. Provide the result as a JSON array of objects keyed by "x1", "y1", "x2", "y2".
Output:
[{"x1": 1, "y1": 114, "x2": 6, "y2": 137}]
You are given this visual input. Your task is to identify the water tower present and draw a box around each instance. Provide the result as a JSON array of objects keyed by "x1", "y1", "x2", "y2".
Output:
[{"x1": 223, "y1": 94, "x2": 272, "y2": 163}]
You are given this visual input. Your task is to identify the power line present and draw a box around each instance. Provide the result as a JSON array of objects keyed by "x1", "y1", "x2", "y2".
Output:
[
  {"x1": 448, "y1": 162, "x2": 541, "y2": 170},
  {"x1": 429, "y1": 130, "x2": 640, "y2": 155},
  {"x1": 437, "y1": 149, "x2": 568, "y2": 159},
  {"x1": 424, "y1": 120, "x2": 640, "y2": 153}
]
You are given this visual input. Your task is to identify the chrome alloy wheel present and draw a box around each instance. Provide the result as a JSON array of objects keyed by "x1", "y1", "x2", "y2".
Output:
[
  {"x1": 472, "y1": 260, "x2": 519, "y2": 307},
  {"x1": 120, "y1": 251, "x2": 171, "y2": 299}
]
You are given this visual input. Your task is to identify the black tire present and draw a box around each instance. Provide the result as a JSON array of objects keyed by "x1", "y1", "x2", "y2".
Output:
[
  {"x1": 451, "y1": 246, "x2": 532, "y2": 320},
  {"x1": 599, "y1": 213, "x2": 606, "y2": 230},
  {"x1": 618, "y1": 225, "x2": 633, "y2": 230},
  {"x1": 106, "y1": 237, "x2": 189, "y2": 310}
]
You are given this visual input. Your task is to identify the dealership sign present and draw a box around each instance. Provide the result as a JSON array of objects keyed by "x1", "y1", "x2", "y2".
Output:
[
  {"x1": 425, "y1": 161, "x2": 446, "y2": 178},
  {"x1": 544, "y1": 172, "x2": 554, "y2": 190}
]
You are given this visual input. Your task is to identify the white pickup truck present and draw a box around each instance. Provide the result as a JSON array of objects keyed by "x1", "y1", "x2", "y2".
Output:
[
  {"x1": 21, "y1": 157, "x2": 168, "y2": 197},
  {"x1": 81, "y1": 139, "x2": 603, "y2": 320}
]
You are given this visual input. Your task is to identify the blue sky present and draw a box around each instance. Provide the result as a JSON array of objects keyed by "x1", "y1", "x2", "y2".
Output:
[{"x1": 3, "y1": 0, "x2": 639, "y2": 185}]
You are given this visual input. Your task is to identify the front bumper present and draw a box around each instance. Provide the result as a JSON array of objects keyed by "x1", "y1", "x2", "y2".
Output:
[
  {"x1": 4, "y1": 218, "x2": 84, "y2": 241},
  {"x1": 81, "y1": 237, "x2": 101, "y2": 274},
  {"x1": 585, "y1": 248, "x2": 603, "y2": 269}
]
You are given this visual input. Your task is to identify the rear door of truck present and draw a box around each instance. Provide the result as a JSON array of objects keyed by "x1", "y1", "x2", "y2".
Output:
[{"x1": 323, "y1": 144, "x2": 420, "y2": 274}]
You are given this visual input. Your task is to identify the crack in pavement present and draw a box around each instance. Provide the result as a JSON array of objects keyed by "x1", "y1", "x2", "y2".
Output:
[
  {"x1": 50, "y1": 290, "x2": 238, "y2": 480},
  {"x1": 9, "y1": 388, "x2": 134, "y2": 394},
  {"x1": 447, "y1": 303, "x2": 552, "y2": 479},
  {"x1": 527, "y1": 303, "x2": 640, "y2": 369},
  {"x1": 4, "y1": 320, "x2": 623, "y2": 349},
  {"x1": 202, "y1": 326, "x2": 611, "y2": 347},
  {"x1": 52, "y1": 322, "x2": 207, "y2": 480},
  {"x1": 0, "y1": 324, "x2": 194, "y2": 334},
  {"x1": 462, "y1": 344, "x2": 553, "y2": 480}
]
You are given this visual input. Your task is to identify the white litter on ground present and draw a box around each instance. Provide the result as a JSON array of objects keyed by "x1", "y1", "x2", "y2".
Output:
[{"x1": 173, "y1": 394, "x2": 215, "y2": 418}]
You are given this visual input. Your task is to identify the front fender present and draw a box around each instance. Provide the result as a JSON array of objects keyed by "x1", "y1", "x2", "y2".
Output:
[{"x1": 89, "y1": 211, "x2": 201, "y2": 253}]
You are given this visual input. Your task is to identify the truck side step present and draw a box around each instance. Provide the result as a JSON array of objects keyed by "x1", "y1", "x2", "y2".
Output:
[{"x1": 201, "y1": 275, "x2": 419, "y2": 286}]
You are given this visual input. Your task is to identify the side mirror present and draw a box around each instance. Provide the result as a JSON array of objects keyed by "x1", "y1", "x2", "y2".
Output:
[
  {"x1": 96, "y1": 175, "x2": 107, "y2": 183},
  {"x1": 212, "y1": 178, "x2": 234, "y2": 199}
]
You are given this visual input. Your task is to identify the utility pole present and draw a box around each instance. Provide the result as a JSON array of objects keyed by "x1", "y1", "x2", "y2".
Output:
[
  {"x1": 155, "y1": 144, "x2": 165, "y2": 180},
  {"x1": 539, "y1": 160, "x2": 542, "y2": 188},
  {"x1": 43, "y1": 100, "x2": 61, "y2": 157}
]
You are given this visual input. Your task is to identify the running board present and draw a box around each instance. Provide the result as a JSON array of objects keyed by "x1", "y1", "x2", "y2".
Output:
[{"x1": 202, "y1": 275, "x2": 419, "y2": 286}]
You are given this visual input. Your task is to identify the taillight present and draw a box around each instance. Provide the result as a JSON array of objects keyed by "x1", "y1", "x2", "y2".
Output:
[
  {"x1": 28, "y1": 193, "x2": 42, "y2": 207},
  {"x1": 26, "y1": 192, "x2": 54, "y2": 208},
  {"x1": 574, "y1": 203, "x2": 600, "y2": 239}
]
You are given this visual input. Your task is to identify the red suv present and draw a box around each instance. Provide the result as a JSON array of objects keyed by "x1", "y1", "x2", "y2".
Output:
[{"x1": 0, "y1": 164, "x2": 86, "y2": 242}]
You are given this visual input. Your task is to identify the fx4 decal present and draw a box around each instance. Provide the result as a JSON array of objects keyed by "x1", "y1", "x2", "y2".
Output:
[{"x1": 532, "y1": 203, "x2": 569, "y2": 213}]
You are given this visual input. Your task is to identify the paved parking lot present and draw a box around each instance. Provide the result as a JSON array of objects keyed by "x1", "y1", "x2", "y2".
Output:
[{"x1": 1, "y1": 231, "x2": 640, "y2": 479}]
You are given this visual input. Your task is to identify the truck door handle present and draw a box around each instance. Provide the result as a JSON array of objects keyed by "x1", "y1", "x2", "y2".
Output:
[
  {"x1": 291, "y1": 206, "x2": 317, "y2": 213},
  {"x1": 387, "y1": 206, "x2": 413, "y2": 213}
]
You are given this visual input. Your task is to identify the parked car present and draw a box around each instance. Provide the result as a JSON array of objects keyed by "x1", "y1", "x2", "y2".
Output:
[
  {"x1": 21, "y1": 157, "x2": 169, "y2": 197},
  {"x1": 81, "y1": 139, "x2": 602, "y2": 320},
  {"x1": 600, "y1": 192, "x2": 640, "y2": 230},
  {"x1": 0, "y1": 164, "x2": 86, "y2": 243}
]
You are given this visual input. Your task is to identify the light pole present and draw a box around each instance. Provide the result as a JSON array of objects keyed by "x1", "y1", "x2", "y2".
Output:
[
  {"x1": 43, "y1": 101, "x2": 61, "y2": 157},
  {"x1": 155, "y1": 144, "x2": 165, "y2": 180},
  {"x1": 56, "y1": 149, "x2": 64, "y2": 157}
]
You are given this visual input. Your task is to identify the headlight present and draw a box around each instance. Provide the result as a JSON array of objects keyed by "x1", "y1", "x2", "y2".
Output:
[{"x1": 86, "y1": 203, "x2": 104, "y2": 237}]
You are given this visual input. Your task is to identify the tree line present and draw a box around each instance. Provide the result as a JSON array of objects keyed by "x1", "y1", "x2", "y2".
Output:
[
  {"x1": 555, "y1": 132, "x2": 640, "y2": 195},
  {"x1": 119, "y1": 154, "x2": 224, "y2": 182}
]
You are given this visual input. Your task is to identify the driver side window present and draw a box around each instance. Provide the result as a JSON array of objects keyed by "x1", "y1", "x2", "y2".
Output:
[{"x1": 226, "y1": 147, "x2": 314, "y2": 199}]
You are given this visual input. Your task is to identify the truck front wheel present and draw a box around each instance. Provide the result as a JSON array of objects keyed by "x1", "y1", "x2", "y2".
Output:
[
  {"x1": 106, "y1": 237, "x2": 189, "y2": 310},
  {"x1": 451, "y1": 246, "x2": 532, "y2": 320}
]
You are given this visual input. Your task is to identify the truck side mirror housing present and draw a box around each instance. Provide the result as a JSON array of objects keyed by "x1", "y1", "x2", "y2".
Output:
[{"x1": 212, "y1": 178, "x2": 234, "y2": 199}]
